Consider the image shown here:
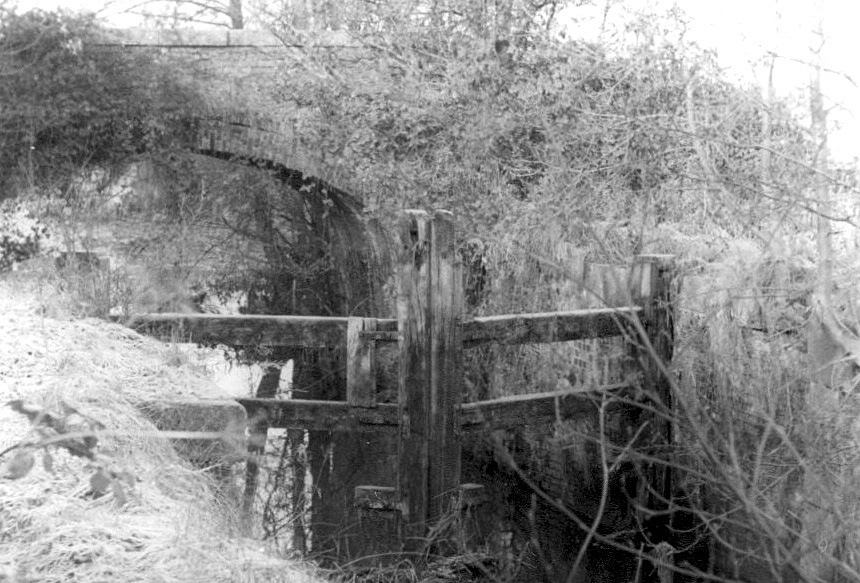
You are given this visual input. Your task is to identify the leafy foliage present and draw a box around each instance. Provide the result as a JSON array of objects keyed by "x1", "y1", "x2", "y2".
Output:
[
  {"x1": 0, "y1": 399, "x2": 136, "y2": 505},
  {"x1": 260, "y1": 5, "x2": 816, "y2": 258},
  {"x1": 0, "y1": 198, "x2": 49, "y2": 270},
  {"x1": 0, "y1": 8, "x2": 199, "y2": 198}
]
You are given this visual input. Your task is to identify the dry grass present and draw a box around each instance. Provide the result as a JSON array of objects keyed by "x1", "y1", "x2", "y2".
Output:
[{"x1": 0, "y1": 272, "x2": 327, "y2": 583}]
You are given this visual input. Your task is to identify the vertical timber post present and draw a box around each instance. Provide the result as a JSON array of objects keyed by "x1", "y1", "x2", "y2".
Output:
[
  {"x1": 633, "y1": 254, "x2": 676, "y2": 575},
  {"x1": 397, "y1": 209, "x2": 464, "y2": 552},
  {"x1": 632, "y1": 254, "x2": 675, "y2": 425},
  {"x1": 350, "y1": 318, "x2": 393, "y2": 565}
]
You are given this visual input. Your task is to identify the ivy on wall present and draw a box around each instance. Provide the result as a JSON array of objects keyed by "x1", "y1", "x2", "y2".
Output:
[{"x1": 0, "y1": 8, "x2": 200, "y2": 199}]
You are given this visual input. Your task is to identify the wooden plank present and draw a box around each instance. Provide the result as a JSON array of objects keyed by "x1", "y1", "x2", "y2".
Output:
[
  {"x1": 127, "y1": 313, "x2": 398, "y2": 347},
  {"x1": 631, "y1": 254, "x2": 676, "y2": 554},
  {"x1": 397, "y1": 210, "x2": 432, "y2": 540},
  {"x1": 236, "y1": 398, "x2": 399, "y2": 431},
  {"x1": 238, "y1": 385, "x2": 637, "y2": 434},
  {"x1": 428, "y1": 210, "x2": 463, "y2": 523},
  {"x1": 353, "y1": 485, "x2": 401, "y2": 567},
  {"x1": 460, "y1": 384, "x2": 634, "y2": 430},
  {"x1": 462, "y1": 307, "x2": 642, "y2": 347},
  {"x1": 128, "y1": 307, "x2": 639, "y2": 348},
  {"x1": 631, "y1": 255, "x2": 675, "y2": 406},
  {"x1": 347, "y1": 318, "x2": 377, "y2": 408},
  {"x1": 396, "y1": 209, "x2": 464, "y2": 539}
]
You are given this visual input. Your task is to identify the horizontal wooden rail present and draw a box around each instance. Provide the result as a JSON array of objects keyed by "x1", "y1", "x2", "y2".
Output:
[
  {"x1": 125, "y1": 307, "x2": 642, "y2": 348},
  {"x1": 125, "y1": 313, "x2": 398, "y2": 347},
  {"x1": 238, "y1": 398, "x2": 399, "y2": 431},
  {"x1": 461, "y1": 306, "x2": 642, "y2": 347},
  {"x1": 237, "y1": 383, "x2": 635, "y2": 433},
  {"x1": 460, "y1": 383, "x2": 635, "y2": 430}
]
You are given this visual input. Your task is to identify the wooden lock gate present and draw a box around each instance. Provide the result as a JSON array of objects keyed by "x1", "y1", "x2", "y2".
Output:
[{"x1": 131, "y1": 209, "x2": 675, "y2": 560}]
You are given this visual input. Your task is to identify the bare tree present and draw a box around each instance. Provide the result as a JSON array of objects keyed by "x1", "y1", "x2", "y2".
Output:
[{"x1": 110, "y1": 0, "x2": 244, "y2": 29}]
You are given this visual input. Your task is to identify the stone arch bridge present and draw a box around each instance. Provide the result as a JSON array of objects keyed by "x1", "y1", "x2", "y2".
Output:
[
  {"x1": 94, "y1": 27, "x2": 391, "y2": 318},
  {"x1": 94, "y1": 27, "x2": 357, "y2": 196}
]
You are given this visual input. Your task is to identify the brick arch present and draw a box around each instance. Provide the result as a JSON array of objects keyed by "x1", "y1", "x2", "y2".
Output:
[
  {"x1": 182, "y1": 109, "x2": 333, "y2": 197},
  {"x1": 186, "y1": 109, "x2": 323, "y2": 182},
  {"x1": 93, "y1": 28, "x2": 357, "y2": 191}
]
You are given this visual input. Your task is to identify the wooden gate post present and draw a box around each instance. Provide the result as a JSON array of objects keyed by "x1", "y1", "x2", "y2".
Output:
[
  {"x1": 632, "y1": 254, "x2": 675, "y2": 413},
  {"x1": 633, "y1": 254, "x2": 677, "y2": 570},
  {"x1": 397, "y1": 209, "x2": 464, "y2": 551}
]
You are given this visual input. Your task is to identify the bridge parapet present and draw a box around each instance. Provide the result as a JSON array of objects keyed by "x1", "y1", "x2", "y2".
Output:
[
  {"x1": 94, "y1": 28, "x2": 356, "y2": 110},
  {"x1": 97, "y1": 27, "x2": 355, "y2": 48},
  {"x1": 91, "y1": 29, "x2": 357, "y2": 179},
  {"x1": 94, "y1": 28, "x2": 287, "y2": 110},
  {"x1": 98, "y1": 28, "x2": 283, "y2": 47}
]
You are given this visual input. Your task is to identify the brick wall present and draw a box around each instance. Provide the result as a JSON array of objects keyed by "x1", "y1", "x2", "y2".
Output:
[{"x1": 92, "y1": 28, "x2": 356, "y2": 176}]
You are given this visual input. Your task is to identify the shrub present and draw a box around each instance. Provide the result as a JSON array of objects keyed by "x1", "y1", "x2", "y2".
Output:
[{"x1": 0, "y1": 199, "x2": 49, "y2": 270}]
